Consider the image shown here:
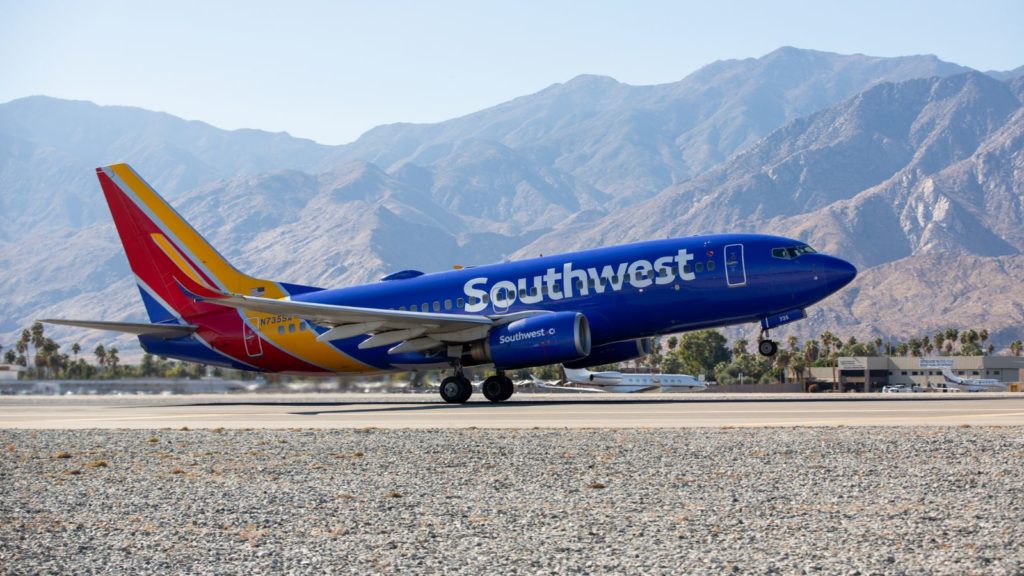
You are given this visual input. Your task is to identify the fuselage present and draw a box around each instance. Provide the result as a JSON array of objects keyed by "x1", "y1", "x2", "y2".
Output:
[{"x1": 143, "y1": 232, "x2": 855, "y2": 374}]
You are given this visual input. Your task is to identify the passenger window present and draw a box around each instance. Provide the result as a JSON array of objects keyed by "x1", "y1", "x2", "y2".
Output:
[
  {"x1": 299, "y1": 323, "x2": 306, "y2": 331},
  {"x1": 683, "y1": 264, "x2": 692, "y2": 274},
  {"x1": 530, "y1": 287, "x2": 539, "y2": 297},
  {"x1": 421, "y1": 303, "x2": 429, "y2": 312},
  {"x1": 411, "y1": 304, "x2": 418, "y2": 311},
  {"x1": 576, "y1": 280, "x2": 584, "y2": 291},
  {"x1": 444, "y1": 299, "x2": 452, "y2": 310},
  {"x1": 288, "y1": 324, "x2": 296, "y2": 333},
  {"x1": 519, "y1": 288, "x2": 527, "y2": 299},
  {"x1": 433, "y1": 301, "x2": 440, "y2": 312},
  {"x1": 707, "y1": 261, "x2": 715, "y2": 271},
  {"x1": 468, "y1": 297, "x2": 478, "y2": 306},
  {"x1": 695, "y1": 262, "x2": 704, "y2": 273},
  {"x1": 457, "y1": 298, "x2": 465, "y2": 308},
  {"x1": 482, "y1": 294, "x2": 490, "y2": 304},
  {"x1": 399, "y1": 306, "x2": 406, "y2": 311},
  {"x1": 277, "y1": 325, "x2": 285, "y2": 335}
]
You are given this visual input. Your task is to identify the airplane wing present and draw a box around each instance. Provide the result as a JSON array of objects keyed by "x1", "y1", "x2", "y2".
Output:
[
  {"x1": 174, "y1": 275, "x2": 541, "y2": 353},
  {"x1": 40, "y1": 319, "x2": 197, "y2": 339}
]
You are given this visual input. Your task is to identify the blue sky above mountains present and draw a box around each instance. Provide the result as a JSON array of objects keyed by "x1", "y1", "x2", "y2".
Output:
[{"x1": 1, "y1": 0, "x2": 1021, "y2": 144}]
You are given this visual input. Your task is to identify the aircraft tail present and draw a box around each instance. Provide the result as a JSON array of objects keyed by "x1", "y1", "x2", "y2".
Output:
[{"x1": 95, "y1": 163, "x2": 293, "y2": 323}]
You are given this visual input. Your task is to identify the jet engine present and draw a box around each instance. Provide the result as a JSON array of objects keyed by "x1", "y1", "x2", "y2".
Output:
[{"x1": 464, "y1": 311, "x2": 590, "y2": 369}]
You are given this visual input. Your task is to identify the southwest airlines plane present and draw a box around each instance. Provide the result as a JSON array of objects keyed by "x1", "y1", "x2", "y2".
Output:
[{"x1": 44, "y1": 164, "x2": 857, "y2": 404}]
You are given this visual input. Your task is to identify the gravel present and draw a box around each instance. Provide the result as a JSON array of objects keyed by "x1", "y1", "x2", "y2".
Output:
[{"x1": 2, "y1": 427, "x2": 1023, "y2": 575}]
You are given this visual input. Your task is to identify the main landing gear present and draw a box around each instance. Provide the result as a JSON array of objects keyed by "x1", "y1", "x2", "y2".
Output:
[
  {"x1": 482, "y1": 372, "x2": 514, "y2": 403},
  {"x1": 758, "y1": 329, "x2": 779, "y2": 357},
  {"x1": 439, "y1": 367, "x2": 514, "y2": 404},
  {"x1": 439, "y1": 371, "x2": 473, "y2": 404}
]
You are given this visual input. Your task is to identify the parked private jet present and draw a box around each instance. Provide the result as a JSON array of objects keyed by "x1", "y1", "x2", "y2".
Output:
[
  {"x1": 561, "y1": 367, "x2": 707, "y2": 393},
  {"x1": 43, "y1": 164, "x2": 856, "y2": 403},
  {"x1": 941, "y1": 366, "x2": 1008, "y2": 392}
]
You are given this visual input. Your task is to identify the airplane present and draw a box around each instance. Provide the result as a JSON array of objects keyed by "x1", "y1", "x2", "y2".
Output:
[
  {"x1": 43, "y1": 163, "x2": 857, "y2": 404},
  {"x1": 561, "y1": 367, "x2": 707, "y2": 393},
  {"x1": 940, "y1": 366, "x2": 1008, "y2": 392}
]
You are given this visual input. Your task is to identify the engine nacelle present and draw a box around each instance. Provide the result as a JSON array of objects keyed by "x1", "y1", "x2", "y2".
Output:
[
  {"x1": 563, "y1": 338, "x2": 652, "y2": 369},
  {"x1": 464, "y1": 311, "x2": 591, "y2": 370}
]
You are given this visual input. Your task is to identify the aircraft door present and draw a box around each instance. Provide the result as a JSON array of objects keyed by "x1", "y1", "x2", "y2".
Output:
[
  {"x1": 724, "y1": 244, "x2": 747, "y2": 287},
  {"x1": 242, "y1": 316, "x2": 264, "y2": 357}
]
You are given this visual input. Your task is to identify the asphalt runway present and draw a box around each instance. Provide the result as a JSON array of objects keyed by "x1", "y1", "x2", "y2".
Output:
[{"x1": 2, "y1": 393, "x2": 1024, "y2": 428}]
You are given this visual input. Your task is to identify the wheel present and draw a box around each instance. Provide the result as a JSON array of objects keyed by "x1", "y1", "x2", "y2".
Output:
[
  {"x1": 482, "y1": 375, "x2": 505, "y2": 403},
  {"x1": 758, "y1": 339, "x2": 778, "y2": 357},
  {"x1": 497, "y1": 376, "x2": 514, "y2": 401},
  {"x1": 440, "y1": 375, "x2": 473, "y2": 403}
]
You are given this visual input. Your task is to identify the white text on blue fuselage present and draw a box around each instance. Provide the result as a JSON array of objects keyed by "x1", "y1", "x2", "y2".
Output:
[{"x1": 464, "y1": 249, "x2": 696, "y2": 313}]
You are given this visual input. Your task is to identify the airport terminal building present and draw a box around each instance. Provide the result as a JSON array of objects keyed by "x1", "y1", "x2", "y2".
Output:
[{"x1": 808, "y1": 356, "x2": 1022, "y2": 392}]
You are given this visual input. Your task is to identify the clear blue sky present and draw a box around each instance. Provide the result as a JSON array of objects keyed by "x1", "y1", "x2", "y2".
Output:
[{"x1": 2, "y1": 0, "x2": 1021, "y2": 145}]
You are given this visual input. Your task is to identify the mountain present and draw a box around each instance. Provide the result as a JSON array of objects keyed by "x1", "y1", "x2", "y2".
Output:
[
  {"x1": 517, "y1": 72, "x2": 1024, "y2": 343},
  {"x1": 324, "y1": 47, "x2": 970, "y2": 206},
  {"x1": 0, "y1": 96, "x2": 335, "y2": 236},
  {"x1": 1, "y1": 48, "x2": 1021, "y2": 356}
]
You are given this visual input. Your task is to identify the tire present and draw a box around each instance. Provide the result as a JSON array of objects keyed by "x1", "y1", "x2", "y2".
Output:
[
  {"x1": 440, "y1": 376, "x2": 472, "y2": 403},
  {"x1": 758, "y1": 339, "x2": 778, "y2": 357},
  {"x1": 497, "y1": 376, "x2": 514, "y2": 401},
  {"x1": 482, "y1": 376, "x2": 505, "y2": 403}
]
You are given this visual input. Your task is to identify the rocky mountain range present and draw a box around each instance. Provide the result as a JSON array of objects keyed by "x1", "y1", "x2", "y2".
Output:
[{"x1": 1, "y1": 47, "x2": 1021, "y2": 356}]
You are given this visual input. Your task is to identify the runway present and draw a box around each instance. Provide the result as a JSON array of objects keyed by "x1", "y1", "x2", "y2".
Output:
[{"x1": 2, "y1": 393, "x2": 1024, "y2": 428}]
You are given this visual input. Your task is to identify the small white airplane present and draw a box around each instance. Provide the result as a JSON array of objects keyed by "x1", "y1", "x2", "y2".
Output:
[
  {"x1": 552, "y1": 367, "x2": 707, "y2": 393},
  {"x1": 941, "y1": 366, "x2": 1008, "y2": 392}
]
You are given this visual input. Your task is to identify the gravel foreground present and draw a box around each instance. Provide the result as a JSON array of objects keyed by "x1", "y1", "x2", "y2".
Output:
[{"x1": 2, "y1": 428, "x2": 1023, "y2": 575}]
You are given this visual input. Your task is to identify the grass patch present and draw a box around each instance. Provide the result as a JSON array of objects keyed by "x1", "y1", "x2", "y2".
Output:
[
  {"x1": 588, "y1": 481, "x2": 606, "y2": 489},
  {"x1": 146, "y1": 437, "x2": 159, "y2": 444},
  {"x1": 84, "y1": 460, "x2": 108, "y2": 469},
  {"x1": 53, "y1": 451, "x2": 72, "y2": 459},
  {"x1": 385, "y1": 491, "x2": 403, "y2": 499}
]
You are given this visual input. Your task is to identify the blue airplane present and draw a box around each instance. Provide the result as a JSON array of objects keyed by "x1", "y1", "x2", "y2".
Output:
[{"x1": 43, "y1": 163, "x2": 857, "y2": 403}]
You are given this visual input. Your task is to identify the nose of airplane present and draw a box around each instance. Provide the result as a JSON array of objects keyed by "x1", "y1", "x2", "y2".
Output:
[{"x1": 821, "y1": 255, "x2": 857, "y2": 292}]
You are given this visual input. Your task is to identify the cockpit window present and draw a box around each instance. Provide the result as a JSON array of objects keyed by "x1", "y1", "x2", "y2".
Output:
[{"x1": 771, "y1": 244, "x2": 817, "y2": 259}]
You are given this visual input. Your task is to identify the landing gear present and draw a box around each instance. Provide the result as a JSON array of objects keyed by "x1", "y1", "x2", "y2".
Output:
[
  {"x1": 440, "y1": 374, "x2": 472, "y2": 404},
  {"x1": 482, "y1": 373, "x2": 514, "y2": 403},
  {"x1": 758, "y1": 329, "x2": 778, "y2": 357}
]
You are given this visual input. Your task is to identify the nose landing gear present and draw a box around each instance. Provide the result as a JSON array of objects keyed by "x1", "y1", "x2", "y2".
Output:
[{"x1": 758, "y1": 329, "x2": 778, "y2": 357}]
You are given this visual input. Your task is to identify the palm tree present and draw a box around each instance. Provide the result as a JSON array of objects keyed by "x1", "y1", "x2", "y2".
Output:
[
  {"x1": 1010, "y1": 340, "x2": 1023, "y2": 357},
  {"x1": 909, "y1": 338, "x2": 922, "y2": 357},
  {"x1": 107, "y1": 347, "x2": 120, "y2": 375},
  {"x1": 945, "y1": 328, "x2": 959, "y2": 352},
  {"x1": 804, "y1": 339, "x2": 820, "y2": 364},
  {"x1": 94, "y1": 344, "x2": 107, "y2": 370},
  {"x1": 732, "y1": 339, "x2": 748, "y2": 357},
  {"x1": 71, "y1": 343, "x2": 81, "y2": 362},
  {"x1": 873, "y1": 337, "x2": 883, "y2": 355},
  {"x1": 933, "y1": 333, "x2": 945, "y2": 355},
  {"x1": 787, "y1": 335, "x2": 799, "y2": 353},
  {"x1": 820, "y1": 332, "x2": 834, "y2": 362}
]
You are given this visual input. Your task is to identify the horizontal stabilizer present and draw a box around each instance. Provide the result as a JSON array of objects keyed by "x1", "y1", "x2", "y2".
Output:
[{"x1": 41, "y1": 319, "x2": 197, "y2": 338}]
